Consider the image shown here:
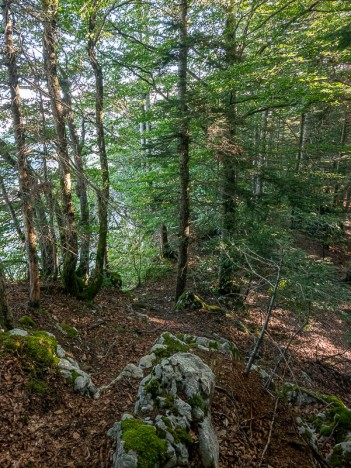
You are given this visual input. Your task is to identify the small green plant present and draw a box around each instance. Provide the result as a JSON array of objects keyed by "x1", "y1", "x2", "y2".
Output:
[
  {"x1": 189, "y1": 393, "x2": 207, "y2": 414},
  {"x1": 27, "y1": 379, "x2": 48, "y2": 394},
  {"x1": 144, "y1": 378, "x2": 160, "y2": 398}
]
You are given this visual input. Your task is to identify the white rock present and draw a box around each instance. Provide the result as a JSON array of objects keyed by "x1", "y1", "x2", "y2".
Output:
[
  {"x1": 198, "y1": 416, "x2": 219, "y2": 468},
  {"x1": 139, "y1": 353, "x2": 156, "y2": 369},
  {"x1": 9, "y1": 328, "x2": 28, "y2": 337}
]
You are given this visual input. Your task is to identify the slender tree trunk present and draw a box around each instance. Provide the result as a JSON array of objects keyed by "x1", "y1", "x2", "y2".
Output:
[
  {"x1": 84, "y1": 12, "x2": 110, "y2": 299},
  {"x1": 42, "y1": 0, "x2": 79, "y2": 295},
  {"x1": 0, "y1": 174, "x2": 25, "y2": 244},
  {"x1": 35, "y1": 196, "x2": 57, "y2": 278},
  {"x1": 218, "y1": 0, "x2": 239, "y2": 297},
  {"x1": 334, "y1": 110, "x2": 348, "y2": 209},
  {"x1": 175, "y1": 0, "x2": 190, "y2": 301},
  {"x1": 254, "y1": 109, "x2": 269, "y2": 198},
  {"x1": 37, "y1": 76, "x2": 59, "y2": 279},
  {"x1": 295, "y1": 112, "x2": 308, "y2": 173},
  {"x1": 60, "y1": 69, "x2": 90, "y2": 277},
  {"x1": 3, "y1": 1, "x2": 40, "y2": 308},
  {"x1": 0, "y1": 261, "x2": 13, "y2": 330},
  {"x1": 160, "y1": 224, "x2": 176, "y2": 260}
]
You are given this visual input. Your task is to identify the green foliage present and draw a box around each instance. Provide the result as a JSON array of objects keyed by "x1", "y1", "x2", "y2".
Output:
[{"x1": 120, "y1": 417, "x2": 168, "y2": 468}]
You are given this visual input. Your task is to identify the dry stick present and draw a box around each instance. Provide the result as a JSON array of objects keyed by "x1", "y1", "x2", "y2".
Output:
[
  {"x1": 244, "y1": 256, "x2": 283, "y2": 375},
  {"x1": 259, "y1": 396, "x2": 279, "y2": 467}
]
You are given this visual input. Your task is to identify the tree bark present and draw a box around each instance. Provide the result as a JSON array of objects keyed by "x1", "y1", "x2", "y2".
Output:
[
  {"x1": 3, "y1": 1, "x2": 40, "y2": 308},
  {"x1": 84, "y1": 11, "x2": 110, "y2": 299},
  {"x1": 60, "y1": 69, "x2": 90, "y2": 277},
  {"x1": 42, "y1": 0, "x2": 79, "y2": 295},
  {"x1": 175, "y1": 0, "x2": 190, "y2": 302},
  {"x1": 218, "y1": 0, "x2": 239, "y2": 297},
  {"x1": 0, "y1": 261, "x2": 13, "y2": 330}
]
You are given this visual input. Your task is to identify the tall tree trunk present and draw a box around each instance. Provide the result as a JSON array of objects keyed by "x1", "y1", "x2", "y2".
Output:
[
  {"x1": 3, "y1": 1, "x2": 40, "y2": 308},
  {"x1": 0, "y1": 261, "x2": 13, "y2": 330},
  {"x1": 37, "y1": 76, "x2": 59, "y2": 279},
  {"x1": 175, "y1": 0, "x2": 190, "y2": 301},
  {"x1": 84, "y1": 12, "x2": 110, "y2": 300},
  {"x1": 218, "y1": 0, "x2": 239, "y2": 297},
  {"x1": 60, "y1": 69, "x2": 90, "y2": 277},
  {"x1": 42, "y1": 0, "x2": 79, "y2": 295}
]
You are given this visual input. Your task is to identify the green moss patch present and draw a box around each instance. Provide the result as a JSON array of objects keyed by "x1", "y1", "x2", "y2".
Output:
[
  {"x1": 120, "y1": 417, "x2": 168, "y2": 468},
  {"x1": 59, "y1": 323, "x2": 79, "y2": 338},
  {"x1": 154, "y1": 333, "x2": 193, "y2": 359},
  {"x1": 18, "y1": 315, "x2": 36, "y2": 328}
]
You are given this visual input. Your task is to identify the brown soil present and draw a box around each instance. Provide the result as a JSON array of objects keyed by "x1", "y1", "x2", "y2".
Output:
[{"x1": 1, "y1": 245, "x2": 350, "y2": 467}]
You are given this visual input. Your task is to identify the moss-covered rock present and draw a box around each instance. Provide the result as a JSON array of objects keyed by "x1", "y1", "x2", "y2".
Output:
[
  {"x1": 0, "y1": 329, "x2": 59, "y2": 397},
  {"x1": 314, "y1": 397, "x2": 351, "y2": 443},
  {"x1": 120, "y1": 417, "x2": 168, "y2": 468},
  {"x1": 0, "y1": 330, "x2": 59, "y2": 372},
  {"x1": 175, "y1": 291, "x2": 207, "y2": 310},
  {"x1": 329, "y1": 436, "x2": 351, "y2": 466}
]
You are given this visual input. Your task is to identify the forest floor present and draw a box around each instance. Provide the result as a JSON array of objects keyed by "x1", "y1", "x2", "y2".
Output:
[{"x1": 1, "y1": 237, "x2": 351, "y2": 467}]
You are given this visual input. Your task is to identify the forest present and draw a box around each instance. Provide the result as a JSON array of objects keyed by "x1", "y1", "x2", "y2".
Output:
[{"x1": 1, "y1": 0, "x2": 351, "y2": 467}]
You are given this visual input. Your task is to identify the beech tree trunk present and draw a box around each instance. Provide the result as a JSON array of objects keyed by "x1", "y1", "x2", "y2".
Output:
[
  {"x1": 42, "y1": 0, "x2": 79, "y2": 295},
  {"x1": 175, "y1": 0, "x2": 190, "y2": 302},
  {"x1": 3, "y1": 1, "x2": 40, "y2": 308},
  {"x1": 84, "y1": 12, "x2": 110, "y2": 300},
  {"x1": 60, "y1": 69, "x2": 90, "y2": 277},
  {"x1": 0, "y1": 261, "x2": 13, "y2": 330}
]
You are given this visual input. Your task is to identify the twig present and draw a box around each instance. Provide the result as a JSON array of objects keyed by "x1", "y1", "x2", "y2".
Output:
[
  {"x1": 244, "y1": 256, "x2": 283, "y2": 375},
  {"x1": 259, "y1": 397, "x2": 279, "y2": 466}
]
